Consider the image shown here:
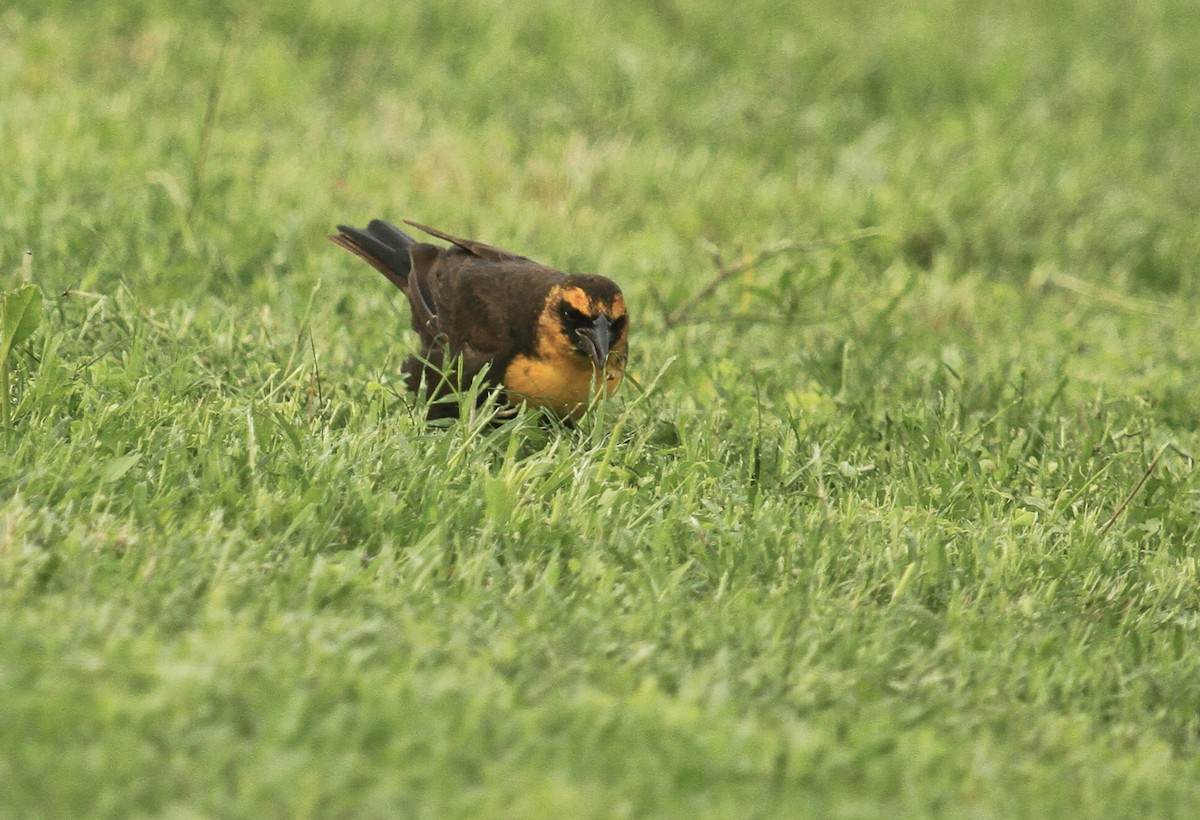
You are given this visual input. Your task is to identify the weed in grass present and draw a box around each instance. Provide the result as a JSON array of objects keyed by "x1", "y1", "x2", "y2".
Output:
[{"x1": 0, "y1": 283, "x2": 44, "y2": 427}]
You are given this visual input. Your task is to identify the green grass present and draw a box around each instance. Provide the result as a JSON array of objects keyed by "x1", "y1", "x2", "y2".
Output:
[{"x1": 4, "y1": 0, "x2": 1200, "y2": 816}]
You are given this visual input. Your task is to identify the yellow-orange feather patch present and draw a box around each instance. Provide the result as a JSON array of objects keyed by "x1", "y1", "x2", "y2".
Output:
[{"x1": 501, "y1": 285, "x2": 625, "y2": 419}]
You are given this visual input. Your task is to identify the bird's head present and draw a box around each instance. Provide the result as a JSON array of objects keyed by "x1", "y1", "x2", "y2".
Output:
[{"x1": 543, "y1": 276, "x2": 629, "y2": 386}]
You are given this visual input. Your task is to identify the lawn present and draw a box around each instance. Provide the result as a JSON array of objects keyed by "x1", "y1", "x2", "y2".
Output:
[{"x1": 3, "y1": 0, "x2": 1200, "y2": 816}]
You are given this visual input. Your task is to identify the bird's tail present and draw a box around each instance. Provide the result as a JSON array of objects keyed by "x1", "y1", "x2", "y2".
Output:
[{"x1": 329, "y1": 220, "x2": 417, "y2": 291}]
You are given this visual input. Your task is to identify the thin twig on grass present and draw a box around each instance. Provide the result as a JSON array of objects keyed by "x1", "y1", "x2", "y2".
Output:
[
  {"x1": 1099, "y1": 444, "x2": 1169, "y2": 536},
  {"x1": 306, "y1": 332, "x2": 323, "y2": 418},
  {"x1": 660, "y1": 228, "x2": 882, "y2": 328},
  {"x1": 1040, "y1": 270, "x2": 1173, "y2": 319}
]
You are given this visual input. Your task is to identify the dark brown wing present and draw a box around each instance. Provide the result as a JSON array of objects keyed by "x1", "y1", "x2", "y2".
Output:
[
  {"x1": 404, "y1": 220, "x2": 532, "y2": 264},
  {"x1": 432, "y1": 257, "x2": 565, "y2": 359},
  {"x1": 404, "y1": 243, "x2": 444, "y2": 341}
]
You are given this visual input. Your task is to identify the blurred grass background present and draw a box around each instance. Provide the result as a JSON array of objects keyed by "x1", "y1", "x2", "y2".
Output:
[{"x1": 7, "y1": 0, "x2": 1200, "y2": 300}]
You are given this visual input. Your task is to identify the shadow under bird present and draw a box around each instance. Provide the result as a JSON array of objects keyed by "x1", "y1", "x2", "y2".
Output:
[{"x1": 330, "y1": 219, "x2": 629, "y2": 421}]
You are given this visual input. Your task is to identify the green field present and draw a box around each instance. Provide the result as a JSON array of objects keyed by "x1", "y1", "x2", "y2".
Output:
[{"x1": 4, "y1": 1, "x2": 1200, "y2": 816}]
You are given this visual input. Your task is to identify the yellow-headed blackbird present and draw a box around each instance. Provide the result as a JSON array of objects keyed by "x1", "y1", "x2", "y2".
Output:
[{"x1": 330, "y1": 219, "x2": 628, "y2": 421}]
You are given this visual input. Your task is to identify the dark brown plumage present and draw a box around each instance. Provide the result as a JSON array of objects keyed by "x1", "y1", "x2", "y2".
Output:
[{"x1": 330, "y1": 219, "x2": 629, "y2": 420}]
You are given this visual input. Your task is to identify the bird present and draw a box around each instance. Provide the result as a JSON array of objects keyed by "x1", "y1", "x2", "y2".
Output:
[{"x1": 329, "y1": 218, "x2": 628, "y2": 421}]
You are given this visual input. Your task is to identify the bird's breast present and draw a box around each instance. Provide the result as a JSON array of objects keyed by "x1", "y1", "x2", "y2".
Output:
[{"x1": 502, "y1": 354, "x2": 622, "y2": 419}]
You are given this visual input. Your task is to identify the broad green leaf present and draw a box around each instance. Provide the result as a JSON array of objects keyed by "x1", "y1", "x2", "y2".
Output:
[
  {"x1": 102, "y1": 453, "x2": 142, "y2": 484},
  {"x1": 1, "y1": 284, "x2": 43, "y2": 358}
]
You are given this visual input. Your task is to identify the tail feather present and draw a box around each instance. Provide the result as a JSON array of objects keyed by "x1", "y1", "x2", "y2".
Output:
[{"x1": 329, "y1": 220, "x2": 417, "y2": 291}]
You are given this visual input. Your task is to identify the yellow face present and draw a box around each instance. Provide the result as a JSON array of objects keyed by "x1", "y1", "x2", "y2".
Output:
[{"x1": 502, "y1": 284, "x2": 629, "y2": 419}]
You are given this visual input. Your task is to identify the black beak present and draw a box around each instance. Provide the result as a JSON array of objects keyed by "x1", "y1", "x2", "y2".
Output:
[{"x1": 576, "y1": 315, "x2": 613, "y2": 371}]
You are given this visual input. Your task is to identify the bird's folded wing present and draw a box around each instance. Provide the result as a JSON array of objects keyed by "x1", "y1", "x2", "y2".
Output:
[
  {"x1": 406, "y1": 244, "x2": 442, "y2": 338},
  {"x1": 404, "y1": 220, "x2": 531, "y2": 264}
]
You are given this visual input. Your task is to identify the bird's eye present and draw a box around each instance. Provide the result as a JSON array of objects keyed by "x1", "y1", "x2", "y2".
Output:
[
  {"x1": 611, "y1": 315, "x2": 627, "y2": 334},
  {"x1": 559, "y1": 304, "x2": 588, "y2": 325}
]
